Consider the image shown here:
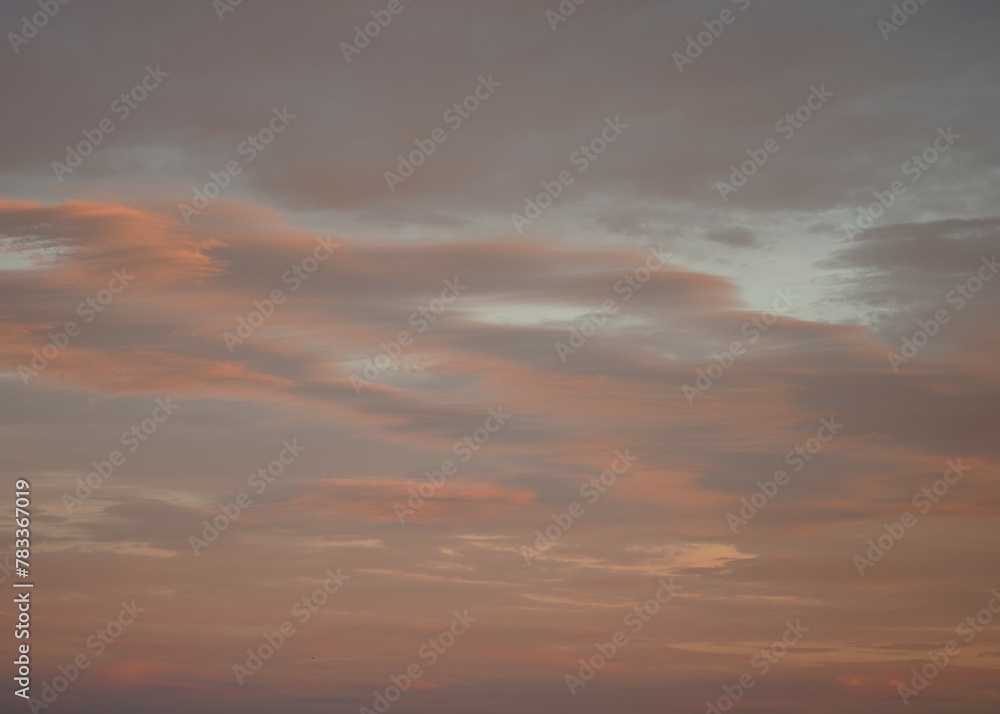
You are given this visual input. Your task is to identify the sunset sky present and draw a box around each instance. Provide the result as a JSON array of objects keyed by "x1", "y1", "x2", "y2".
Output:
[{"x1": 2, "y1": 1, "x2": 1000, "y2": 712}]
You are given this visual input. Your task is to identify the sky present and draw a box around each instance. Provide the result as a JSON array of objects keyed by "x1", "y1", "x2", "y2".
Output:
[{"x1": 1, "y1": 1, "x2": 999, "y2": 712}]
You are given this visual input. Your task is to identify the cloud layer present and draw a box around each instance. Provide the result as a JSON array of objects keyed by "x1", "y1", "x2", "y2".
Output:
[{"x1": 1, "y1": 1, "x2": 998, "y2": 712}]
